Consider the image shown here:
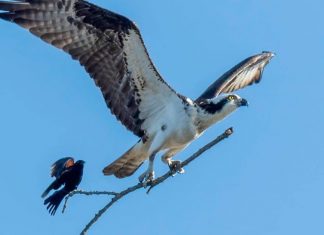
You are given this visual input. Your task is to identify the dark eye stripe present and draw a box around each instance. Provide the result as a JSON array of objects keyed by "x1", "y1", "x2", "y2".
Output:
[{"x1": 198, "y1": 98, "x2": 228, "y2": 114}]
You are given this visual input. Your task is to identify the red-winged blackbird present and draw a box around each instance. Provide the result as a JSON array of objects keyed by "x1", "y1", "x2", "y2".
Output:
[{"x1": 42, "y1": 157, "x2": 85, "y2": 215}]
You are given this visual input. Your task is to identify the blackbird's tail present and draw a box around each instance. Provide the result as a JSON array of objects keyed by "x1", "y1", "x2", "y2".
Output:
[{"x1": 44, "y1": 189, "x2": 69, "y2": 215}]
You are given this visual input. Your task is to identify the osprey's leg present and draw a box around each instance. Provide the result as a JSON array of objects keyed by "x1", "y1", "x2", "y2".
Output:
[
  {"x1": 138, "y1": 151, "x2": 157, "y2": 185},
  {"x1": 138, "y1": 131, "x2": 167, "y2": 184},
  {"x1": 161, "y1": 149, "x2": 185, "y2": 175}
]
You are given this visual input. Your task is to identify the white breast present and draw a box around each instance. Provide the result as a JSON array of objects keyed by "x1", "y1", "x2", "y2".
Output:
[{"x1": 160, "y1": 102, "x2": 199, "y2": 150}]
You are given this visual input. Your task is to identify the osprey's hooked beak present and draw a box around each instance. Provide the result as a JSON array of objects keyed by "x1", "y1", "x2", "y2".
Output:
[{"x1": 238, "y1": 98, "x2": 248, "y2": 107}]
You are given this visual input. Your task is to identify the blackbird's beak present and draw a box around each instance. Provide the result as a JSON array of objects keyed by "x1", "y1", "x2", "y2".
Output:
[
  {"x1": 239, "y1": 98, "x2": 248, "y2": 107},
  {"x1": 78, "y1": 160, "x2": 86, "y2": 165}
]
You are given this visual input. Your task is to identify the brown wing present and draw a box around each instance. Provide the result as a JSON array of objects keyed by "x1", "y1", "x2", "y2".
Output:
[
  {"x1": 0, "y1": 0, "x2": 181, "y2": 138},
  {"x1": 50, "y1": 157, "x2": 75, "y2": 178},
  {"x1": 196, "y1": 52, "x2": 274, "y2": 101}
]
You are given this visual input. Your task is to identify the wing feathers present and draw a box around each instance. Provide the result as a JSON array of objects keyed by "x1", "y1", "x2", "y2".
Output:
[
  {"x1": 50, "y1": 157, "x2": 74, "y2": 178},
  {"x1": 197, "y1": 51, "x2": 274, "y2": 101},
  {"x1": 0, "y1": 1, "x2": 29, "y2": 11},
  {"x1": 0, "y1": 0, "x2": 181, "y2": 137}
]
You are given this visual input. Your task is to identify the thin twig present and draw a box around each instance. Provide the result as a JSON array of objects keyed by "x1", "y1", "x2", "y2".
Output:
[
  {"x1": 63, "y1": 127, "x2": 233, "y2": 235},
  {"x1": 62, "y1": 190, "x2": 118, "y2": 213},
  {"x1": 80, "y1": 183, "x2": 145, "y2": 235}
]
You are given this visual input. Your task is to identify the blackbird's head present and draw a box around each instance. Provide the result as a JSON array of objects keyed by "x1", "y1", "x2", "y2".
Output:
[{"x1": 75, "y1": 160, "x2": 85, "y2": 166}]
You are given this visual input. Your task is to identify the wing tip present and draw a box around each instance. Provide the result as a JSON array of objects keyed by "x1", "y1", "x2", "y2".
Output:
[
  {"x1": 0, "y1": 1, "x2": 31, "y2": 22},
  {"x1": 0, "y1": 1, "x2": 29, "y2": 11},
  {"x1": 0, "y1": 12, "x2": 13, "y2": 21},
  {"x1": 41, "y1": 187, "x2": 51, "y2": 198},
  {"x1": 262, "y1": 50, "x2": 275, "y2": 55},
  {"x1": 260, "y1": 51, "x2": 276, "y2": 61},
  {"x1": 102, "y1": 165, "x2": 116, "y2": 176}
]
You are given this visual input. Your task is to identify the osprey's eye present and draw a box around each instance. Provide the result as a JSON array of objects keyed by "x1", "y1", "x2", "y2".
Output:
[{"x1": 227, "y1": 95, "x2": 235, "y2": 101}]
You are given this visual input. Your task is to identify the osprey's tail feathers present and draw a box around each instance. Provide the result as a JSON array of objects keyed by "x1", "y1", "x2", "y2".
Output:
[{"x1": 103, "y1": 141, "x2": 148, "y2": 178}]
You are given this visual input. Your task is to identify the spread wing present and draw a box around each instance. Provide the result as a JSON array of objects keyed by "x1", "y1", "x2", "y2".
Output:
[
  {"x1": 196, "y1": 52, "x2": 274, "y2": 101},
  {"x1": 50, "y1": 157, "x2": 75, "y2": 178},
  {"x1": 0, "y1": 0, "x2": 183, "y2": 138},
  {"x1": 42, "y1": 156, "x2": 74, "y2": 198}
]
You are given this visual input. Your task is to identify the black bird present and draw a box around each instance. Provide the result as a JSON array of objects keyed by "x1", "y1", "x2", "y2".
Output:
[{"x1": 42, "y1": 157, "x2": 85, "y2": 215}]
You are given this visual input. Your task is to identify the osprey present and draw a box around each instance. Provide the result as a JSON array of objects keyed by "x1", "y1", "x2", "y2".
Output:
[{"x1": 0, "y1": 0, "x2": 274, "y2": 183}]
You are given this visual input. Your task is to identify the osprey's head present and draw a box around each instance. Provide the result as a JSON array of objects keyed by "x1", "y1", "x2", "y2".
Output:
[
  {"x1": 196, "y1": 94, "x2": 248, "y2": 131},
  {"x1": 198, "y1": 94, "x2": 248, "y2": 116}
]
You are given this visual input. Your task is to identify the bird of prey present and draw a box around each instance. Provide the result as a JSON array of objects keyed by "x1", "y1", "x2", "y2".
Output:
[
  {"x1": 42, "y1": 157, "x2": 85, "y2": 215},
  {"x1": 0, "y1": 0, "x2": 274, "y2": 184}
]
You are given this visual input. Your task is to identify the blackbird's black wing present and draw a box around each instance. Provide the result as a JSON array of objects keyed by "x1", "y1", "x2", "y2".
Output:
[
  {"x1": 41, "y1": 157, "x2": 75, "y2": 198},
  {"x1": 50, "y1": 157, "x2": 75, "y2": 178},
  {"x1": 41, "y1": 175, "x2": 66, "y2": 198}
]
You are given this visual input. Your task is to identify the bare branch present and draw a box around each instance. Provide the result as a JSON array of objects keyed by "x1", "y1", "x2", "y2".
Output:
[
  {"x1": 146, "y1": 127, "x2": 233, "y2": 193},
  {"x1": 62, "y1": 190, "x2": 118, "y2": 213},
  {"x1": 63, "y1": 127, "x2": 234, "y2": 235},
  {"x1": 80, "y1": 183, "x2": 144, "y2": 235}
]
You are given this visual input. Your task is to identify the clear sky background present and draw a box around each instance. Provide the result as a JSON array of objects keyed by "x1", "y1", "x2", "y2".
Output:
[{"x1": 0, "y1": 0, "x2": 323, "y2": 234}]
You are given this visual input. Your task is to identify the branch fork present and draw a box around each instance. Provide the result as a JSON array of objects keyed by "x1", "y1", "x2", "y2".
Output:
[{"x1": 62, "y1": 127, "x2": 234, "y2": 235}]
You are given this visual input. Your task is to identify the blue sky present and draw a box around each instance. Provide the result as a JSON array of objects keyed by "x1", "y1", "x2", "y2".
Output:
[{"x1": 1, "y1": 0, "x2": 324, "y2": 234}]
